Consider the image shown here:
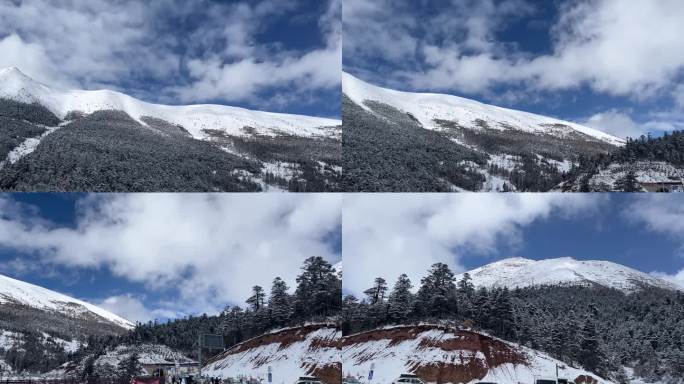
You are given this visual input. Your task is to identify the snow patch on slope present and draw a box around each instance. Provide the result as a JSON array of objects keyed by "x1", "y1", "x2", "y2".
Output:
[
  {"x1": 458, "y1": 257, "x2": 680, "y2": 292},
  {"x1": 342, "y1": 325, "x2": 613, "y2": 384},
  {"x1": 203, "y1": 324, "x2": 340, "y2": 383},
  {"x1": 342, "y1": 72, "x2": 623, "y2": 146},
  {"x1": 0, "y1": 273, "x2": 134, "y2": 329},
  {"x1": 0, "y1": 67, "x2": 340, "y2": 140}
]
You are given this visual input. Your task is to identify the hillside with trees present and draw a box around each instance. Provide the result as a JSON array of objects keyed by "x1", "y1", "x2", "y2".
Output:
[
  {"x1": 562, "y1": 131, "x2": 684, "y2": 192},
  {"x1": 342, "y1": 263, "x2": 684, "y2": 384},
  {"x1": 58, "y1": 257, "x2": 342, "y2": 376}
]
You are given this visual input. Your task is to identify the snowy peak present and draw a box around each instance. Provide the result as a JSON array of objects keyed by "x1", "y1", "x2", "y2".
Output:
[
  {"x1": 0, "y1": 67, "x2": 340, "y2": 140},
  {"x1": 0, "y1": 66, "x2": 53, "y2": 104},
  {"x1": 342, "y1": 71, "x2": 624, "y2": 146},
  {"x1": 0, "y1": 273, "x2": 134, "y2": 330},
  {"x1": 459, "y1": 257, "x2": 680, "y2": 293}
]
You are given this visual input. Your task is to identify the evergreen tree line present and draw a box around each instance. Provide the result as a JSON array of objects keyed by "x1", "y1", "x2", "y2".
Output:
[
  {"x1": 71, "y1": 257, "x2": 341, "y2": 365},
  {"x1": 567, "y1": 131, "x2": 684, "y2": 191},
  {"x1": 342, "y1": 263, "x2": 684, "y2": 384}
]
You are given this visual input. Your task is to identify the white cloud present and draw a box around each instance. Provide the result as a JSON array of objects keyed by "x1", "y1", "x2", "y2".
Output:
[
  {"x1": 672, "y1": 85, "x2": 684, "y2": 110},
  {"x1": 0, "y1": 194, "x2": 342, "y2": 316},
  {"x1": 0, "y1": 0, "x2": 338, "y2": 108},
  {"x1": 342, "y1": 194, "x2": 602, "y2": 297},
  {"x1": 346, "y1": 0, "x2": 684, "y2": 108},
  {"x1": 0, "y1": 34, "x2": 71, "y2": 87},
  {"x1": 96, "y1": 294, "x2": 177, "y2": 324},
  {"x1": 166, "y1": 0, "x2": 341, "y2": 104},
  {"x1": 650, "y1": 271, "x2": 684, "y2": 290},
  {"x1": 626, "y1": 195, "x2": 684, "y2": 289},
  {"x1": 582, "y1": 110, "x2": 684, "y2": 139},
  {"x1": 583, "y1": 110, "x2": 648, "y2": 139}
]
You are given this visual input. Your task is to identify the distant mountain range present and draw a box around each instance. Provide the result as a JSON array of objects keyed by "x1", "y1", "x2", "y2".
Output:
[
  {"x1": 457, "y1": 257, "x2": 681, "y2": 293},
  {"x1": 0, "y1": 67, "x2": 341, "y2": 192},
  {"x1": 342, "y1": 72, "x2": 684, "y2": 192}
]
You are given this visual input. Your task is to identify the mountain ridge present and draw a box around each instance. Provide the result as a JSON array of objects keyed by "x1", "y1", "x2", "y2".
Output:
[
  {"x1": 0, "y1": 67, "x2": 340, "y2": 140},
  {"x1": 342, "y1": 71, "x2": 623, "y2": 146},
  {"x1": 0, "y1": 272, "x2": 134, "y2": 330},
  {"x1": 457, "y1": 257, "x2": 680, "y2": 293}
]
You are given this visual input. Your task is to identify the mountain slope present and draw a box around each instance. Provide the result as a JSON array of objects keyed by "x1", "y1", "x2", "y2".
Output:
[
  {"x1": 457, "y1": 257, "x2": 680, "y2": 292},
  {"x1": 203, "y1": 324, "x2": 341, "y2": 384},
  {"x1": 343, "y1": 72, "x2": 621, "y2": 146},
  {"x1": 342, "y1": 72, "x2": 621, "y2": 192},
  {"x1": 558, "y1": 131, "x2": 684, "y2": 192},
  {"x1": 0, "y1": 273, "x2": 133, "y2": 330},
  {"x1": 0, "y1": 273, "x2": 134, "y2": 374},
  {"x1": 0, "y1": 67, "x2": 339, "y2": 140},
  {"x1": 342, "y1": 325, "x2": 613, "y2": 384},
  {"x1": 0, "y1": 67, "x2": 342, "y2": 192}
]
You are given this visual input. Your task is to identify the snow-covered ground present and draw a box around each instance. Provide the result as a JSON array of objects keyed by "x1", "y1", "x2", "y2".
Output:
[
  {"x1": 97, "y1": 343, "x2": 195, "y2": 368},
  {"x1": 0, "y1": 272, "x2": 134, "y2": 329},
  {"x1": 590, "y1": 161, "x2": 684, "y2": 190},
  {"x1": 0, "y1": 330, "x2": 21, "y2": 350},
  {"x1": 342, "y1": 72, "x2": 623, "y2": 146},
  {"x1": 342, "y1": 325, "x2": 613, "y2": 384},
  {"x1": 0, "y1": 123, "x2": 68, "y2": 169},
  {"x1": 456, "y1": 257, "x2": 680, "y2": 292},
  {"x1": 203, "y1": 324, "x2": 340, "y2": 383},
  {"x1": 0, "y1": 67, "x2": 340, "y2": 140}
]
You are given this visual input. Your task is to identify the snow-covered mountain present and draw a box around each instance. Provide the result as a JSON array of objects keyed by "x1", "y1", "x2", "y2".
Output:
[
  {"x1": 0, "y1": 67, "x2": 342, "y2": 192},
  {"x1": 203, "y1": 324, "x2": 341, "y2": 384},
  {"x1": 342, "y1": 72, "x2": 622, "y2": 192},
  {"x1": 343, "y1": 72, "x2": 622, "y2": 146},
  {"x1": 457, "y1": 257, "x2": 680, "y2": 293},
  {"x1": 0, "y1": 272, "x2": 133, "y2": 329},
  {"x1": 0, "y1": 67, "x2": 339, "y2": 140},
  {"x1": 342, "y1": 325, "x2": 613, "y2": 384}
]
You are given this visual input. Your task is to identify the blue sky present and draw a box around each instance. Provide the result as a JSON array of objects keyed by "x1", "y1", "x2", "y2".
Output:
[
  {"x1": 0, "y1": 194, "x2": 342, "y2": 323},
  {"x1": 343, "y1": 0, "x2": 684, "y2": 139},
  {"x1": 0, "y1": 0, "x2": 341, "y2": 118},
  {"x1": 343, "y1": 194, "x2": 684, "y2": 295}
]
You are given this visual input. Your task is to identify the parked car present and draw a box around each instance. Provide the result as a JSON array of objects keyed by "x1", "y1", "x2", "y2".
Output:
[
  {"x1": 535, "y1": 379, "x2": 558, "y2": 384},
  {"x1": 295, "y1": 377, "x2": 323, "y2": 384},
  {"x1": 343, "y1": 376, "x2": 363, "y2": 384},
  {"x1": 393, "y1": 374, "x2": 425, "y2": 384}
]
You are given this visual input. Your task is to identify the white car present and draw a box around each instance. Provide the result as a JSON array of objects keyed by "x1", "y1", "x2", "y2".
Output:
[{"x1": 393, "y1": 374, "x2": 425, "y2": 384}]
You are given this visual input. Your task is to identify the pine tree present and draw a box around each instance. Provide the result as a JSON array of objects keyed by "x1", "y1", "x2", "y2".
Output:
[
  {"x1": 268, "y1": 277, "x2": 291, "y2": 327},
  {"x1": 246, "y1": 285, "x2": 266, "y2": 311},
  {"x1": 388, "y1": 274, "x2": 413, "y2": 323},
  {"x1": 614, "y1": 170, "x2": 640, "y2": 192},
  {"x1": 80, "y1": 355, "x2": 99, "y2": 384},
  {"x1": 117, "y1": 352, "x2": 142, "y2": 384},
  {"x1": 363, "y1": 277, "x2": 388, "y2": 305},
  {"x1": 492, "y1": 287, "x2": 516, "y2": 339},
  {"x1": 417, "y1": 263, "x2": 457, "y2": 317},
  {"x1": 294, "y1": 256, "x2": 342, "y2": 318},
  {"x1": 579, "y1": 316, "x2": 603, "y2": 373},
  {"x1": 457, "y1": 273, "x2": 475, "y2": 318},
  {"x1": 457, "y1": 273, "x2": 475, "y2": 297}
]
